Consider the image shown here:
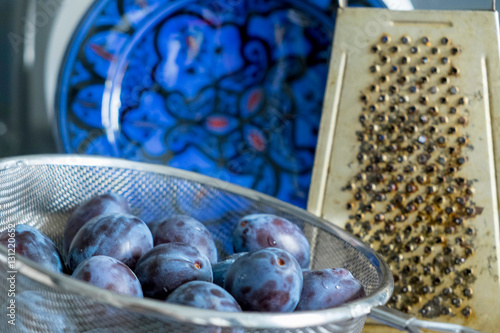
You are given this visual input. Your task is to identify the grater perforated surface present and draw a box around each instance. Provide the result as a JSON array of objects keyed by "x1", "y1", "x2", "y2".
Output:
[
  {"x1": 309, "y1": 8, "x2": 500, "y2": 333},
  {"x1": 0, "y1": 155, "x2": 392, "y2": 333}
]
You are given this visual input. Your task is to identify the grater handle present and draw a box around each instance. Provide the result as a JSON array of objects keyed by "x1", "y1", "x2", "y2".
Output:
[{"x1": 369, "y1": 306, "x2": 483, "y2": 333}]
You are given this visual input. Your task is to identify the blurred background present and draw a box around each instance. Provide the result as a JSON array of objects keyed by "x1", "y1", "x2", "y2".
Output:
[
  {"x1": 0, "y1": 0, "x2": 496, "y2": 158},
  {"x1": 0, "y1": 0, "x2": 497, "y2": 158}
]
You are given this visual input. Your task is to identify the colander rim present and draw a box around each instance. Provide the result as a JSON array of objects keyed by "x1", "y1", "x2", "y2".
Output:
[{"x1": 0, "y1": 154, "x2": 393, "y2": 329}]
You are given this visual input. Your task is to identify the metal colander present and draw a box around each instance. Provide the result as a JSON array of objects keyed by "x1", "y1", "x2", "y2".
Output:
[{"x1": 0, "y1": 155, "x2": 393, "y2": 333}]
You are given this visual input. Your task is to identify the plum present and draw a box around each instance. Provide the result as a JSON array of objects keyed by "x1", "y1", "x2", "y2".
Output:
[
  {"x1": 0, "y1": 224, "x2": 63, "y2": 273},
  {"x1": 134, "y1": 243, "x2": 213, "y2": 300},
  {"x1": 166, "y1": 281, "x2": 241, "y2": 312},
  {"x1": 63, "y1": 193, "x2": 131, "y2": 257},
  {"x1": 224, "y1": 248, "x2": 303, "y2": 312},
  {"x1": 146, "y1": 218, "x2": 164, "y2": 236},
  {"x1": 68, "y1": 302, "x2": 135, "y2": 332},
  {"x1": 232, "y1": 214, "x2": 310, "y2": 268},
  {"x1": 11, "y1": 291, "x2": 77, "y2": 332},
  {"x1": 153, "y1": 215, "x2": 218, "y2": 264},
  {"x1": 72, "y1": 255, "x2": 143, "y2": 297},
  {"x1": 166, "y1": 281, "x2": 242, "y2": 333},
  {"x1": 66, "y1": 213, "x2": 153, "y2": 272},
  {"x1": 295, "y1": 268, "x2": 366, "y2": 311},
  {"x1": 212, "y1": 252, "x2": 247, "y2": 287}
]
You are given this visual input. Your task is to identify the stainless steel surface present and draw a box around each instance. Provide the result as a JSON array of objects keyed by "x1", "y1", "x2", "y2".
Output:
[
  {"x1": 369, "y1": 307, "x2": 482, "y2": 333},
  {"x1": 0, "y1": 155, "x2": 393, "y2": 332}
]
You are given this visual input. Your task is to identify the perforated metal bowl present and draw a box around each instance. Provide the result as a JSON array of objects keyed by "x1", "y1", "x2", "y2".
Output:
[{"x1": 0, "y1": 155, "x2": 392, "y2": 332}]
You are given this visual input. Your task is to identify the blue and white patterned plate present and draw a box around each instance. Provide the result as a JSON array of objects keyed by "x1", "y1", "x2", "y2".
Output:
[{"x1": 57, "y1": 0, "x2": 385, "y2": 208}]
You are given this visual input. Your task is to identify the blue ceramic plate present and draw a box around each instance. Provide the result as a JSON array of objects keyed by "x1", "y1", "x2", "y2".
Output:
[{"x1": 57, "y1": 0, "x2": 385, "y2": 208}]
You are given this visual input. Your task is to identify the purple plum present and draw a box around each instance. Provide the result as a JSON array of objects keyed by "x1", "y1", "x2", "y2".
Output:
[
  {"x1": 166, "y1": 281, "x2": 241, "y2": 312},
  {"x1": 295, "y1": 268, "x2": 366, "y2": 311},
  {"x1": 232, "y1": 214, "x2": 310, "y2": 268},
  {"x1": 72, "y1": 255, "x2": 143, "y2": 297},
  {"x1": 63, "y1": 193, "x2": 131, "y2": 257},
  {"x1": 146, "y1": 218, "x2": 164, "y2": 236},
  {"x1": 153, "y1": 215, "x2": 218, "y2": 264},
  {"x1": 224, "y1": 248, "x2": 303, "y2": 312},
  {"x1": 0, "y1": 224, "x2": 63, "y2": 273},
  {"x1": 66, "y1": 213, "x2": 153, "y2": 272},
  {"x1": 12, "y1": 291, "x2": 77, "y2": 332},
  {"x1": 212, "y1": 252, "x2": 247, "y2": 288},
  {"x1": 134, "y1": 243, "x2": 213, "y2": 300}
]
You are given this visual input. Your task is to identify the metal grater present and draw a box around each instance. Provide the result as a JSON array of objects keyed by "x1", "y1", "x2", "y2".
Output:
[{"x1": 308, "y1": 5, "x2": 500, "y2": 333}]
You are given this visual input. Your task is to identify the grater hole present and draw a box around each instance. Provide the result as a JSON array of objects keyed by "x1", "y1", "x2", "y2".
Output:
[{"x1": 350, "y1": 36, "x2": 478, "y2": 320}]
